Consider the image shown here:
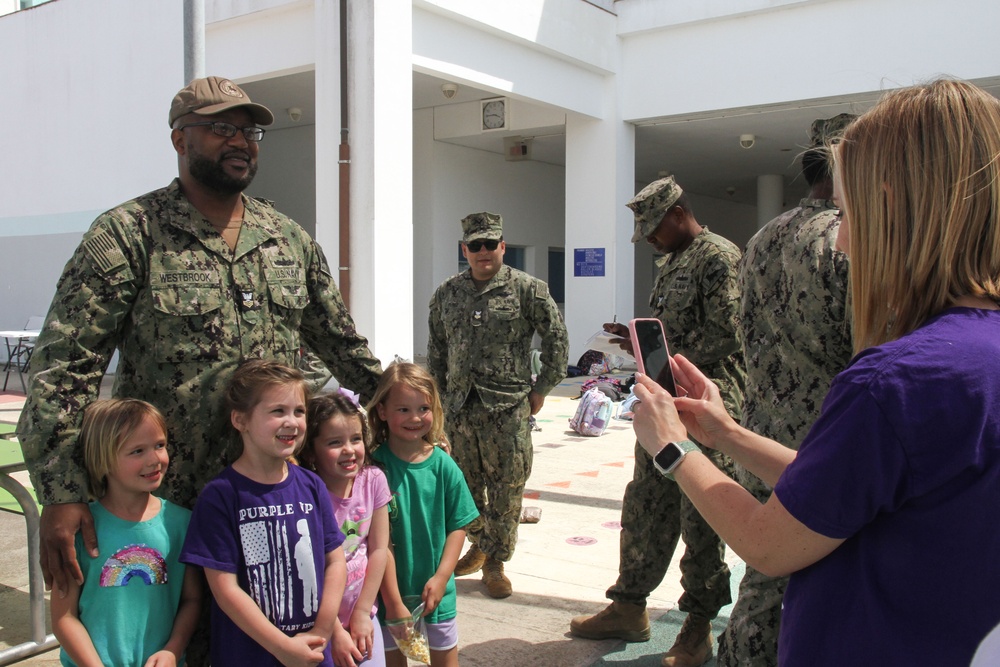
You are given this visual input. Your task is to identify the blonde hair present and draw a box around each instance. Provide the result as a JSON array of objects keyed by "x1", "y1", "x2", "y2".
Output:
[
  {"x1": 300, "y1": 392, "x2": 372, "y2": 472},
  {"x1": 837, "y1": 79, "x2": 1000, "y2": 352},
  {"x1": 81, "y1": 399, "x2": 168, "y2": 499},
  {"x1": 366, "y1": 362, "x2": 446, "y2": 447}
]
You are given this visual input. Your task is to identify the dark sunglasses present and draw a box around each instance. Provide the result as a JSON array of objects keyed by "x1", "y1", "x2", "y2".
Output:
[{"x1": 466, "y1": 239, "x2": 500, "y2": 252}]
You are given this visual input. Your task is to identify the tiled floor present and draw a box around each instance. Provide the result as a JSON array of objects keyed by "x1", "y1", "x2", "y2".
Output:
[{"x1": 0, "y1": 374, "x2": 743, "y2": 666}]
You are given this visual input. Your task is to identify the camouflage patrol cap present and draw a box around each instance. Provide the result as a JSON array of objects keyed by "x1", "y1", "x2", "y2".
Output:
[
  {"x1": 627, "y1": 176, "x2": 683, "y2": 243},
  {"x1": 809, "y1": 113, "x2": 857, "y2": 147},
  {"x1": 461, "y1": 212, "x2": 503, "y2": 243},
  {"x1": 169, "y1": 76, "x2": 275, "y2": 127}
]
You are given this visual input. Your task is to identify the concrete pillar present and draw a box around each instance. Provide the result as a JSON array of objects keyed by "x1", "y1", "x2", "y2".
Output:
[
  {"x1": 346, "y1": 1, "x2": 414, "y2": 363},
  {"x1": 564, "y1": 79, "x2": 634, "y2": 362},
  {"x1": 757, "y1": 174, "x2": 784, "y2": 228},
  {"x1": 314, "y1": 0, "x2": 341, "y2": 268}
]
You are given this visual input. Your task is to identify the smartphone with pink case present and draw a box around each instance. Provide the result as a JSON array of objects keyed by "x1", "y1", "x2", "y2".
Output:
[{"x1": 628, "y1": 318, "x2": 678, "y2": 396}]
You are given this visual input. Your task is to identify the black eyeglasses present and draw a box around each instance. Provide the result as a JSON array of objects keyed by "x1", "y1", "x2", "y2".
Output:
[
  {"x1": 466, "y1": 239, "x2": 500, "y2": 252},
  {"x1": 176, "y1": 121, "x2": 265, "y2": 142}
]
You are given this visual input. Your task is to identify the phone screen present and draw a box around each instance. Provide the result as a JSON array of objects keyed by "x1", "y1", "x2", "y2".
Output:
[{"x1": 632, "y1": 319, "x2": 677, "y2": 396}]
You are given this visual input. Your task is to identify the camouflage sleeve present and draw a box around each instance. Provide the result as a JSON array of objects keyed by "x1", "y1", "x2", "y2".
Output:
[
  {"x1": 526, "y1": 279, "x2": 569, "y2": 397},
  {"x1": 735, "y1": 252, "x2": 752, "y2": 354},
  {"x1": 426, "y1": 289, "x2": 448, "y2": 394},
  {"x1": 17, "y1": 216, "x2": 142, "y2": 504},
  {"x1": 297, "y1": 240, "x2": 382, "y2": 402},
  {"x1": 683, "y1": 249, "x2": 742, "y2": 367}
]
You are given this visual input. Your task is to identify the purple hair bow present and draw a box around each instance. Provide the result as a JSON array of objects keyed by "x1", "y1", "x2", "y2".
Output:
[{"x1": 337, "y1": 386, "x2": 362, "y2": 409}]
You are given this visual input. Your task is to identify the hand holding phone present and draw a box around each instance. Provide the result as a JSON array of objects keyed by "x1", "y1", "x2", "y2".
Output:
[
  {"x1": 628, "y1": 318, "x2": 678, "y2": 396},
  {"x1": 602, "y1": 321, "x2": 633, "y2": 355}
]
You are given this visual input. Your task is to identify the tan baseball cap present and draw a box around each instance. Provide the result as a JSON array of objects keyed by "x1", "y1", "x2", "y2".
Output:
[{"x1": 168, "y1": 76, "x2": 274, "y2": 127}]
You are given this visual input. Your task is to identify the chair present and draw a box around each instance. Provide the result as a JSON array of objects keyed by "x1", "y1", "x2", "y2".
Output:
[
  {"x1": 2, "y1": 316, "x2": 44, "y2": 393},
  {"x1": 0, "y1": 438, "x2": 58, "y2": 665}
]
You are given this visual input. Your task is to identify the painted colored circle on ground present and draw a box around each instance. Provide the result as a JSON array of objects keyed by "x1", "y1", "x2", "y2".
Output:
[
  {"x1": 566, "y1": 536, "x2": 598, "y2": 546},
  {"x1": 601, "y1": 521, "x2": 622, "y2": 530}
]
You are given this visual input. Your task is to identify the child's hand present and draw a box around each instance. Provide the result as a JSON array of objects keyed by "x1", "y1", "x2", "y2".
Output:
[
  {"x1": 384, "y1": 597, "x2": 412, "y2": 622},
  {"x1": 331, "y1": 623, "x2": 364, "y2": 667},
  {"x1": 143, "y1": 650, "x2": 177, "y2": 667},
  {"x1": 422, "y1": 574, "x2": 447, "y2": 614},
  {"x1": 277, "y1": 632, "x2": 327, "y2": 667},
  {"x1": 349, "y1": 607, "x2": 375, "y2": 658}
]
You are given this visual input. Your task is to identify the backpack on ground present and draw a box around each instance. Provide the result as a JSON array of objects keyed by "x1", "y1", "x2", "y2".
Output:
[
  {"x1": 569, "y1": 386, "x2": 613, "y2": 436},
  {"x1": 576, "y1": 349, "x2": 610, "y2": 376},
  {"x1": 579, "y1": 375, "x2": 628, "y2": 402}
]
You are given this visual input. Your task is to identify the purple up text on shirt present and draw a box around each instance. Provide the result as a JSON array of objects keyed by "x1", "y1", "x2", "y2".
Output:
[{"x1": 238, "y1": 502, "x2": 314, "y2": 521}]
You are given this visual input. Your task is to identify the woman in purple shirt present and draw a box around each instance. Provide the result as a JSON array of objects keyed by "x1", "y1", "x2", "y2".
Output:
[{"x1": 631, "y1": 79, "x2": 1000, "y2": 666}]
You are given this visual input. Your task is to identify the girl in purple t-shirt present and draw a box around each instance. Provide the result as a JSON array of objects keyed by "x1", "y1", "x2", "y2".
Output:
[
  {"x1": 300, "y1": 390, "x2": 393, "y2": 667},
  {"x1": 181, "y1": 360, "x2": 348, "y2": 667}
]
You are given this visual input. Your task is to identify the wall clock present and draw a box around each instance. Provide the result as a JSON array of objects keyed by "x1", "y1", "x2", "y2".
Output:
[{"x1": 481, "y1": 98, "x2": 508, "y2": 131}]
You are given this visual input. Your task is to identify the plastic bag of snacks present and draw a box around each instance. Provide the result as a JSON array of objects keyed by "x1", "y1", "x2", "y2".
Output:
[{"x1": 386, "y1": 600, "x2": 431, "y2": 664}]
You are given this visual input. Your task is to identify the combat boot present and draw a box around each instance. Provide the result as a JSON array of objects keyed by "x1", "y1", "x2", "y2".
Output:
[
  {"x1": 482, "y1": 557, "x2": 512, "y2": 598},
  {"x1": 570, "y1": 601, "x2": 651, "y2": 642},
  {"x1": 661, "y1": 614, "x2": 713, "y2": 667},
  {"x1": 454, "y1": 544, "x2": 486, "y2": 576}
]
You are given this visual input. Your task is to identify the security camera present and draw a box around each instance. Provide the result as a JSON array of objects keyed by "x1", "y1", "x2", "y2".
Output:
[
  {"x1": 441, "y1": 83, "x2": 458, "y2": 100},
  {"x1": 287, "y1": 107, "x2": 303, "y2": 122},
  {"x1": 739, "y1": 134, "x2": 756, "y2": 149}
]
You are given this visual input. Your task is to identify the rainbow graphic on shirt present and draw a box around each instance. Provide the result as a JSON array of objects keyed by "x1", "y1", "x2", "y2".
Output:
[{"x1": 99, "y1": 544, "x2": 168, "y2": 587}]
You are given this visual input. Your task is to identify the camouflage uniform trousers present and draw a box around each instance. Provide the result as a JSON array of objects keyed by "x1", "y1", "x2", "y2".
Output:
[
  {"x1": 607, "y1": 441, "x2": 733, "y2": 618},
  {"x1": 448, "y1": 394, "x2": 532, "y2": 562},
  {"x1": 717, "y1": 479, "x2": 784, "y2": 667}
]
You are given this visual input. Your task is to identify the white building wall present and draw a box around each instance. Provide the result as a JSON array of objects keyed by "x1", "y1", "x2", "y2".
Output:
[
  {"x1": 618, "y1": 0, "x2": 1000, "y2": 121},
  {"x1": 206, "y1": 0, "x2": 315, "y2": 83},
  {"x1": 413, "y1": 1, "x2": 615, "y2": 117},
  {"x1": 0, "y1": 0, "x2": 181, "y2": 329}
]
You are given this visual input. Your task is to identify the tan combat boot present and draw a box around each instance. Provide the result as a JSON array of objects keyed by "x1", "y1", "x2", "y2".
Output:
[
  {"x1": 454, "y1": 544, "x2": 487, "y2": 576},
  {"x1": 569, "y1": 601, "x2": 651, "y2": 642},
  {"x1": 482, "y1": 557, "x2": 512, "y2": 598},
  {"x1": 661, "y1": 614, "x2": 713, "y2": 667}
]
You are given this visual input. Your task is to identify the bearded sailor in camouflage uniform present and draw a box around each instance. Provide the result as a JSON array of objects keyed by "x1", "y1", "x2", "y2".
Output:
[
  {"x1": 428, "y1": 212, "x2": 568, "y2": 599},
  {"x1": 571, "y1": 176, "x2": 745, "y2": 667},
  {"x1": 18, "y1": 77, "x2": 382, "y2": 610},
  {"x1": 716, "y1": 114, "x2": 855, "y2": 667}
]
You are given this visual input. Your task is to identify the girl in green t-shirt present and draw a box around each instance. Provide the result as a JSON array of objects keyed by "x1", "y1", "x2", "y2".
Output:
[{"x1": 368, "y1": 362, "x2": 480, "y2": 667}]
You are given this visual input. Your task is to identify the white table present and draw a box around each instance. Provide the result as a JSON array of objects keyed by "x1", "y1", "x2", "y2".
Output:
[{"x1": 1, "y1": 330, "x2": 41, "y2": 393}]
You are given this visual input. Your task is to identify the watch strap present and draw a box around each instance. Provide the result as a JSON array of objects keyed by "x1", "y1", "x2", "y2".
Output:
[{"x1": 653, "y1": 439, "x2": 699, "y2": 480}]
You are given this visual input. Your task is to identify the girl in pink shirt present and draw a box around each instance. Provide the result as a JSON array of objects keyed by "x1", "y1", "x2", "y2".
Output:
[{"x1": 301, "y1": 390, "x2": 393, "y2": 667}]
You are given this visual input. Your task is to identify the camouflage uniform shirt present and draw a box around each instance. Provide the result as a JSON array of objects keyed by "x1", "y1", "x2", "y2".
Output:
[
  {"x1": 427, "y1": 265, "x2": 569, "y2": 414},
  {"x1": 738, "y1": 198, "x2": 852, "y2": 469},
  {"x1": 717, "y1": 199, "x2": 853, "y2": 667},
  {"x1": 19, "y1": 180, "x2": 382, "y2": 508},
  {"x1": 652, "y1": 228, "x2": 745, "y2": 415}
]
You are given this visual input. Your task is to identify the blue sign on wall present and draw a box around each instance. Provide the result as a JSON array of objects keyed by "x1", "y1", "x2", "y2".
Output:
[{"x1": 574, "y1": 248, "x2": 605, "y2": 277}]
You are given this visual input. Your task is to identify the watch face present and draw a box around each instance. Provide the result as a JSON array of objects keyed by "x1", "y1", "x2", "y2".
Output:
[
  {"x1": 482, "y1": 100, "x2": 506, "y2": 130},
  {"x1": 653, "y1": 442, "x2": 683, "y2": 472}
]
